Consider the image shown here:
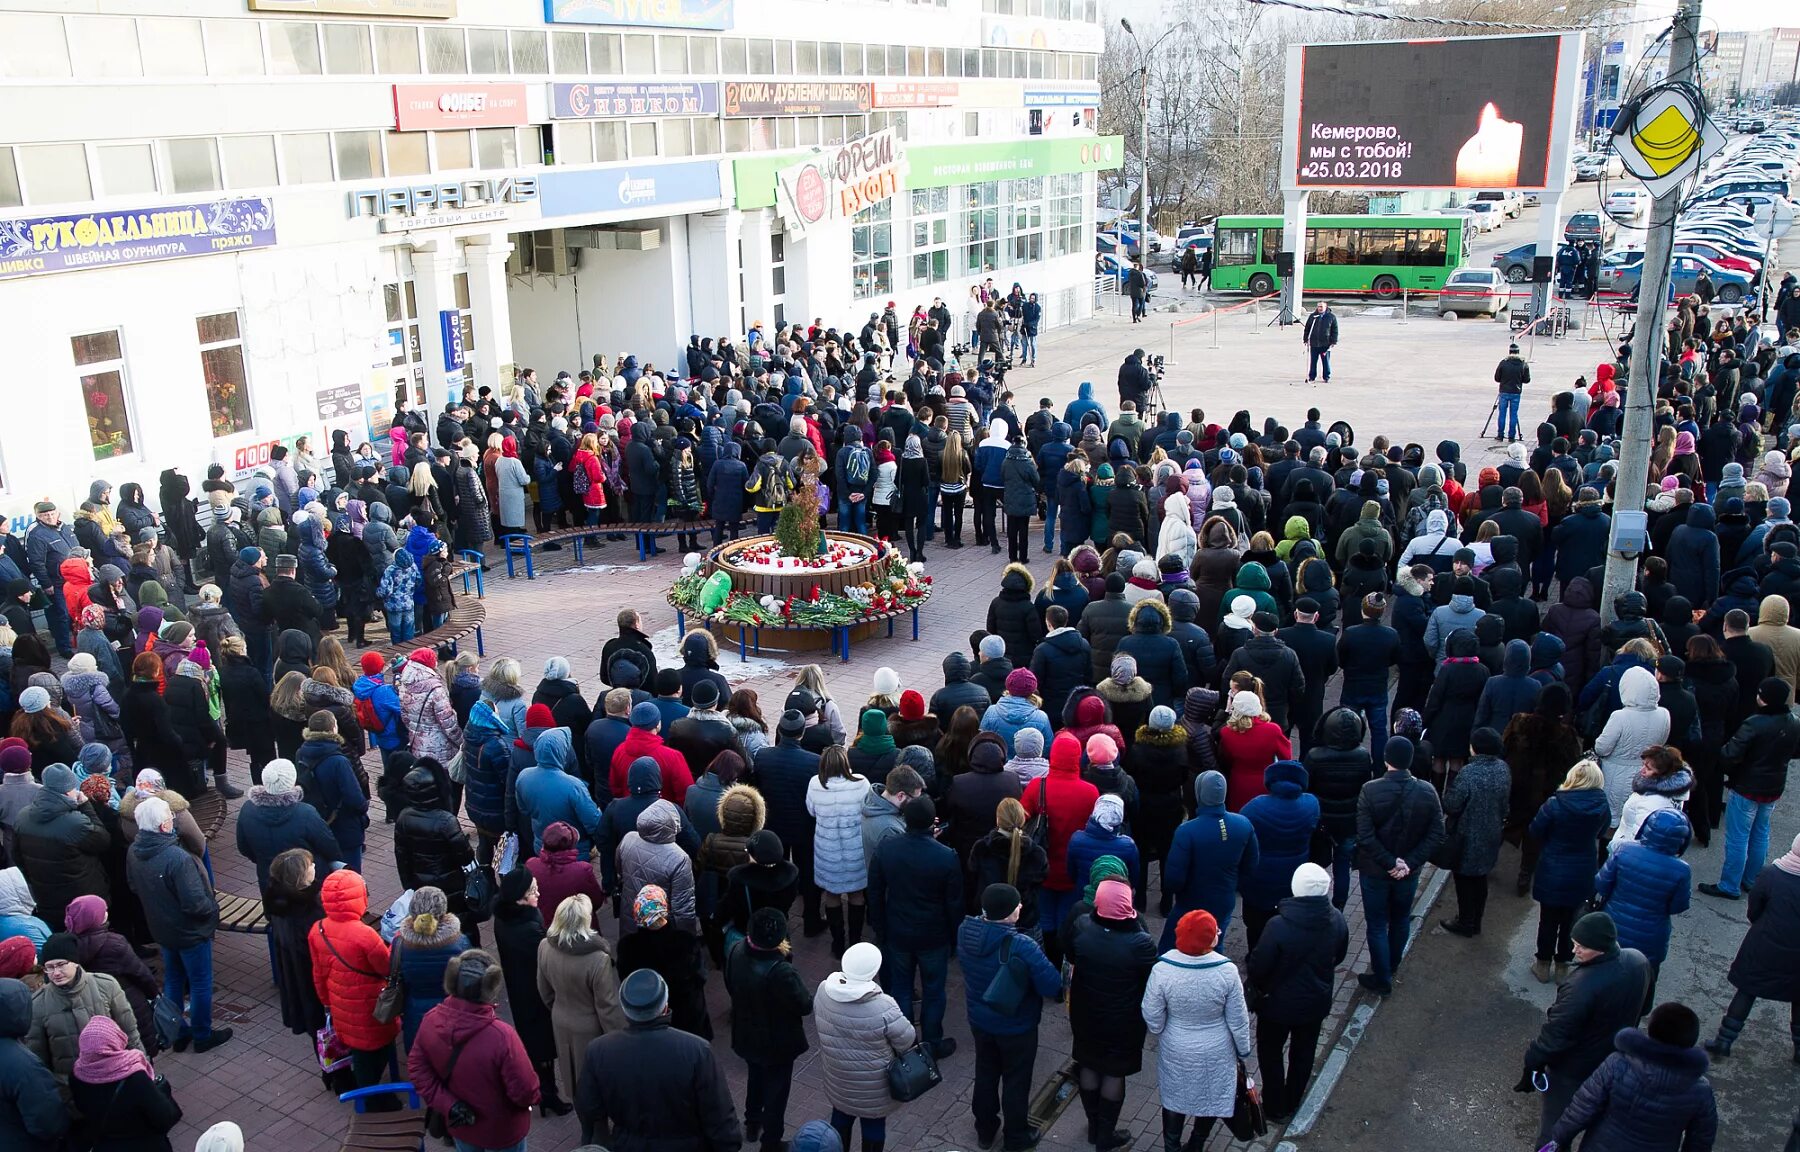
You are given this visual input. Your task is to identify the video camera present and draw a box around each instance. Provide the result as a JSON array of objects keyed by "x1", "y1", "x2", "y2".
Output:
[{"x1": 1149, "y1": 354, "x2": 1166, "y2": 380}]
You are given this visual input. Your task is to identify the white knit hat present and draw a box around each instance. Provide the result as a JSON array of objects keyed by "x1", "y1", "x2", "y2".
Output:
[
  {"x1": 1291, "y1": 862, "x2": 1332, "y2": 898},
  {"x1": 263, "y1": 759, "x2": 298, "y2": 795},
  {"x1": 841, "y1": 942, "x2": 883, "y2": 985},
  {"x1": 872, "y1": 667, "x2": 901, "y2": 697}
]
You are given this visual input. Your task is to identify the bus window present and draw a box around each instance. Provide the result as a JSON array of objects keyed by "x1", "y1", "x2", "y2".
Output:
[
  {"x1": 1214, "y1": 227, "x2": 1257, "y2": 265},
  {"x1": 1361, "y1": 229, "x2": 1404, "y2": 266},
  {"x1": 1407, "y1": 229, "x2": 1448, "y2": 261},
  {"x1": 1308, "y1": 227, "x2": 1355, "y2": 265},
  {"x1": 1261, "y1": 227, "x2": 1283, "y2": 264}
]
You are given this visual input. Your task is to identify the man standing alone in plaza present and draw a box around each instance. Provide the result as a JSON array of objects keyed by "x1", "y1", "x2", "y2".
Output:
[
  {"x1": 1493, "y1": 342, "x2": 1531, "y2": 443},
  {"x1": 1126, "y1": 261, "x2": 1149, "y2": 323},
  {"x1": 957, "y1": 883, "x2": 1062, "y2": 1151},
  {"x1": 1353, "y1": 736, "x2": 1442, "y2": 996},
  {"x1": 1302, "y1": 301, "x2": 1338, "y2": 384}
]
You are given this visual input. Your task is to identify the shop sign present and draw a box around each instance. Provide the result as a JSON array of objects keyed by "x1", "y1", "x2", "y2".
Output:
[
  {"x1": 544, "y1": 0, "x2": 732, "y2": 31},
  {"x1": 774, "y1": 129, "x2": 905, "y2": 239},
  {"x1": 872, "y1": 81, "x2": 960, "y2": 109},
  {"x1": 903, "y1": 135, "x2": 1122, "y2": 189},
  {"x1": 1025, "y1": 87, "x2": 1101, "y2": 108},
  {"x1": 979, "y1": 15, "x2": 1104, "y2": 54},
  {"x1": 440, "y1": 310, "x2": 465, "y2": 372},
  {"x1": 348, "y1": 176, "x2": 539, "y2": 231},
  {"x1": 723, "y1": 81, "x2": 870, "y2": 117},
  {"x1": 224, "y1": 432, "x2": 309, "y2": 481},
  {"x1": 249, "y1": 0, "x2": 455, "y2": 16},
  {"x1": 394, "y1": 83, "x2": 529, "y2": 130},
  {"x1": 0, "y1": 197, "x2": 276, "y2": 281},
  {"x1": 552, "y1": 81, "x2": 719, "y2": 119},
  {"x1": 537, "y1": 159, "x2": 723, "y2": 217}
]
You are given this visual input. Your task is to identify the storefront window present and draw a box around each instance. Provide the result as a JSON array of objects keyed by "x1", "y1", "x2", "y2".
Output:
[
  {"x1": 322, "y1": 24, "x2": 372, "y2": 74},
  {"x1": 269, "y1": 22, "x2": 321, "y2": 75},
  {"x1": 511, "y1": 30, "x2": 548, "y2": 74},
  {"x1": 198, "y1": 312, "x2": 252, "y2": 438},
  {"x1": 910, "y1": 186, "x2": 951, "y2": 287},
  {"x1": 589, "y1": 33, "x2": 622, "y2": 72},
  {"x1": 164, "y1": 137, "x2": 222, "y2": 193},
  {"x1": 424, "y1": 27, "x2": 466, "y2": 74},
  {"x1": 434, "y1": 130, "x2": 474, "y2": 171},
  {"x1": 963, "y1": 181, "x2": 1000, "y2": 275},
  {"x1": 375, "y1": 25, "x2": 420, "y2": 73},
  {"x1": 552, "y1": 31, "x2": 585, "y2": 73},
  {"x1": 73, "y1": 330, "x2": 134, "y2": 461},
  {"x1": 1049, "y1": 173, "x2": 1083, "y2": 255},
  {"x1": 475, "y1": 127, "x2": 517, "y2": 169},
  {"x1": 852, "y1": 199, "x2": 892, "y2": 300}
]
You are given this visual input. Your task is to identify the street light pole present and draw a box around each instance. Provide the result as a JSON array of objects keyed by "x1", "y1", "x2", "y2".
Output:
[
  {"x1": 1599, "y1": 1, "x2": 1704, "y2": 624},
  {"x1": 1121, "y1": 18, "x2": 1150, "y2": 264}
]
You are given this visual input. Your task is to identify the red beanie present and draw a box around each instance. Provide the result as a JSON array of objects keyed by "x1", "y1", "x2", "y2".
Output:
[
  {"x1": 1175, "y1": 910, "x2": 1220, "y2": 957},
  {"x1": 0, "y1": 935, "x2": 35, "y2": 979},
  {"x1": 409, "y1": 647, "x2": 438, "y2": 670},
  {"x1": 899, "y1": 690, "x2": 925, "y2": 721},
  {"x1": 526, "y1": 703, "x2": 556, "y2": 728},
  {"x1": 1075, "y1": 694, "x2": 1105, "y2": 726},
  {"x1": 359, "y1": 652, "x2": 386, "y2": 675}
]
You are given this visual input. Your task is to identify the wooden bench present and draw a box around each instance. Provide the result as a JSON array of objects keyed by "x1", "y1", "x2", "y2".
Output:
[
  {"x1": 672, "y1": 591, "x2": 930, "y2": 664},
  {"x1": 215, "y1": 890, "x2": 269, "y2": 935},
  {"x1": 190, "y1": 790, "x2": 229, "y2": 842},
  {"x1": 494, "y1": 517, "x2": 753, "y2": 575},
  {"x1": 374, "y1": 598, "x2": 486, "y2": 663},
  {"x1": 337, "y1": 1084, "x2": 428, "y2": 1152}
]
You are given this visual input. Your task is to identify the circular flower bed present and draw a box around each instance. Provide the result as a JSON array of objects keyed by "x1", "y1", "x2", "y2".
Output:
[
  {"x1": 669, "y1": 533, "x2": 931, "y2": 629},
  {"x1": 721, "y1": 537, "x2": 878, "y2": 573}
]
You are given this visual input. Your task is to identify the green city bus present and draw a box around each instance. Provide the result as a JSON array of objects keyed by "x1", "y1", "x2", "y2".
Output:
[{"x1": 1208, "y1": 214, "x2": 1470, "y2": 299}]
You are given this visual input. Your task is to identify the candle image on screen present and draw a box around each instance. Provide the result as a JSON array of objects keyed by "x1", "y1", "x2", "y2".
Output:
[{"x1": 1455, "y1": 103, "x2": 1524, "y2": 187}]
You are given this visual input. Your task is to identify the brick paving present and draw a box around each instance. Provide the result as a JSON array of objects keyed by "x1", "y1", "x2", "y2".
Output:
[{"x1": 152, "y1": 306, "x2": 1512, "y2": 1150}]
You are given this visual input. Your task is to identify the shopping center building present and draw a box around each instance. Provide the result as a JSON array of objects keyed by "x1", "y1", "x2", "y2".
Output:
[{"x1": 0, "y1": 0, "x2": 1114, "y2": 524}]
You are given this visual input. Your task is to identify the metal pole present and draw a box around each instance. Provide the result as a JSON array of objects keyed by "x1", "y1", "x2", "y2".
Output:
[
  {"x1": 1139, "y1": 61, "x2": 1150, "y2": 280},
  {"x1": 1600, "y1": 1, "x2": 1703, "y2": 625},
  {"x1": 1212, "y1": 304, "x2": 1220, "y2": 350}
]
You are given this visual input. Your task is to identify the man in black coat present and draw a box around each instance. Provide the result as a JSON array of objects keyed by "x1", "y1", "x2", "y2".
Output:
[
  {"x1": 1277, "y1": 598, "x2": 1338, "y2": 755},
  {"x1": 752, "y1": 712, "x2": 825, "y2": 933},
  {"x1": 1492, "y1": 490, "x2": 1544, "y2": 566},
  {"x1": 931, "y1": 652, "x2": 992, "y2": 732},
  {"x1": 1492, "y1": 343, "x2": 1530, "y2": 442},
  {"x1": 1224, "y1": 612, "x2": 1307, "y2": 733},
  {"x1": 12, "y1": 766, "x2": 110, "y2": 932},
  {"x1": 1702, "y1": 677, "x2": 1800, "y2": 900},
  {"x1": 1244, "y1": 863, "x2": 1349, "y2": 1118},
  {"x1": 868, "y1": 797, "x2": 964, "y2": 1058},
  {"x1": 126, "y1": 796, "x2": 230, "y2": 1052},
  {"x1": 1521, "y1": 911, "x2": 1651, "y2": 1146},
  {"x1": 262, "y1": 554, "x2": 327, "y2": 648},
  {"x1": 1302, "y1": 301, "x2": 1338, "y2": 383},
  {"x1": 1353, "y1": 738, "x2": 1443, "y2": 995},
  {"x1": 1721, "y1": 611, "x2": 1776, "y2": 733},
  {"x1": 1031, "y1": 607, "x2": 1093, "y2": 723},
  {"x1": 601, "y1": 609, "x2": 659, "y2": 688},
  {"x1": 1116, "y1": 350, "x2": 1153, "y2": 413},
  {"x1": 1077, "y1": 573, "x2": 1134, "y2": 683},
  {"x1": 577, "y1": 969, "x2": 742, "y2": 1151},
  {"x1": 666, "y1": 679, "x2": 740, "y2": 783}
]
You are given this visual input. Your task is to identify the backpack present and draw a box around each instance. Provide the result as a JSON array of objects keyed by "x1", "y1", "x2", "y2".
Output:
[
  {"x1": 844, "y1": 445, "x2": 872, "y2": 486},
  {"x1": 571, "y1": 458, "x2": 591, "y2": 497},
  {"x1": 354, "y1": 692, "x2": 386, "y2": 734},
  {"x1": 1402, "y1": 490, "x2": 1448, "y2": 547}
]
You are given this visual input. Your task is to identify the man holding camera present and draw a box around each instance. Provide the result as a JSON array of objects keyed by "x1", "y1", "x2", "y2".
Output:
[
  {"x1": 1118, "y1": 349, "x2": 1153, "y2": 416},
  {"x1": 1493, "y1": 342, "x2": 1530, "y2": 442}
]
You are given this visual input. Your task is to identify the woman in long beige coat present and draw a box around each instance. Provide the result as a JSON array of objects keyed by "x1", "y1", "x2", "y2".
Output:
[{"x1": 535, "y1": 893, "x2": 625, "y2": 1126}]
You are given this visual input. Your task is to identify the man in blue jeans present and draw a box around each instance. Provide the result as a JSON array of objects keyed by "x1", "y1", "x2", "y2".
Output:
[
  {"x1": 957, "y1": 882, "x2": 1062, "y2": 1151},
  {"x1": 1700, "y1": 676, "x2": 1800, "y2": 901},
  {"x1": 1493, "y1": 342, "x2": 1531, "y2": 442},
  {"x1": 126, "y1": 793, "x2": 232, "y2": 1051},
  {"x1": 868, "y1": 796, "x2": 963, "y2": 1058},
  {"x1": 1353, "y1": 736, "x2": 1444, "y2": 995}
]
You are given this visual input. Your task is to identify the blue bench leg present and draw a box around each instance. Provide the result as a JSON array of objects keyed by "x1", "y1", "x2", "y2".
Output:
[
  {"x1": 636, "y1": 532, "x2": 647, "y2": 562},
  {"x1": 912, "y1": 607, "x2": 919, "y2": 640},
  {"x1": 839, "y1": 626, "x2": 851, "y2": 663},
  {"x1": 503, "y1": 546, "x2": 516, "y2": 579},
  {"x1": 524, "y1": 544, "x2": 535, "y2": 579},
  {"x1": 474, "y1": 625, "x2": 485, "y2": 657},
  {"x1": 887, "y1": 616, "x2": 895, "y2": 638},
  {"x1": 753, "y1": 626, "x2": 761, "y2": 655},
  {"x1": 572, "y1": 536, "x2": 583, "y2": 565},
  {"x1": 676, "y1": 610, "x2": 685, "y2": 637},
  {"x1": 739, "y1": 626, "x2": 748, "y2": 662}
]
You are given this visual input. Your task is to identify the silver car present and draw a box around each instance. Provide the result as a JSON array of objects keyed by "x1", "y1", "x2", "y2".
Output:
[{"x1": 1438, "y1": 267, "x2": 1511, "y2": 318}]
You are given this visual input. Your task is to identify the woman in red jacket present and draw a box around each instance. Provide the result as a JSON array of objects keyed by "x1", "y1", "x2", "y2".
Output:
[
  {"x1": 1022, "y1": 731, "x2": 1099, "y2": 966},
  {"x1": 409, "y1": 949, "x2": 539, "y2": 1152},
  {"x1": 308, "y1": 869, "x2": 400, "y2": 1099},
  {"x1": 1218, "y1": 689, "x2": 1292, "y2": 812},
  {"x1": 571, "y1": 433, "x2": 607, "y2": 541}
]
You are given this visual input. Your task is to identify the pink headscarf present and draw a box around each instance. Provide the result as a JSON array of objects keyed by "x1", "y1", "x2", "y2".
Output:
[
  {"x1": 1674, "y1": 431, "x2": 1696, "y2": 455},
  {"x1": 71, "y1": 1016, "x2": 153, "y2": 1085},
  {"x1": 1660, "y1": 475, "x2": 1681, "y2": 493},
  {"x1": 64, "y1": 894, "x2": 107, "y2": 936},
  {"x1": 1094, "y1": 879, "x2": 1136, "y2": 921}
]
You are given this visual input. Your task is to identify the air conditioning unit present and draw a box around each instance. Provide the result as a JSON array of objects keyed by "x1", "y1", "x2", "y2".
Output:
[
  {"x1": 505, "y1": 243, "x2": 528, "y2": 277},
  {"x1": 531, "y1": 229, "x2": 576, "y2": 276},
  {"x1": 564, "y1": 226, "x2": 662, "y2": 251}
]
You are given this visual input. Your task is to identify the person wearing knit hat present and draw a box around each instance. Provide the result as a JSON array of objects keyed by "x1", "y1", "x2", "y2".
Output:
[
  {"x1": 1161, "y1": 767, "x2": 1255, "y2": 952},
  {"x1": 956, "y1": 880, "x2": 1061, "y2": 1151},
  {"x1": 1244, "y1": 861, "x2": 1346, "y2": 1119},
  {"x1": 295, "y1": 710, "x2": 370, "y2": 872},
  {"x1": 1064, "y1": 876, "x2": 1155, "y2": 1150},
  {"x1": 16, "y1": 686, "x2": 49, "y2": 715},
  {"x1": 891, "y1": 690, "x2": 937, "y2": 749},
  {"x1": 0, "y1": 934, "x2": 37, "y2": 979},
  {"x1": 1548, "y1": 1003, "x2": 1717, "y2": 1152},
  {"x1": 722, "y1": 904, "x2": 810, "y2": 1150},
  {"x1": 1520, "y1": 910, "x2": 1652, "y2": 1147},
  {"x1": 1145, "y1": 898, "x2": 1251, "y2": 1148},
  {"x1": 813, "y1": 939, "x2": 912, "y2": 1147},
  {"x1": 1085, "y1": 731, "x2": 1118, "y2": 766},
  {"x1": 193, "y1": 1121, "x2": 247, "y2": 1152},
  {"x1": 982, "y1": 668, "x2": 1052, "y2": 759},
  {"x1": 1351, "y1": 732, "x2": 1441, "y2": 996}
]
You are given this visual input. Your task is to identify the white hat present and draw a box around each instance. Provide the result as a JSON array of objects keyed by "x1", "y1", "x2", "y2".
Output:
[
  {"x1": 841, "y1": 942, "x2": 883, "y2": 985},
  {"x1": 1221, "y1": 595, "x2": 1255, "y2": 629},
  {"x1": 194, "y1": 1122, "x2": 246, "y2": 1152},
  {"x1": 263, "y1": 759, "x2": 297, "y2": 795},
  {"x1": 1291, "y1": 862, "x2": 1332, "y2": 898},
  {"x1": 1229, "y1": 691, "x2": 1262, "y2": 719},
  {"x1": 134, "y1": 795, "x2": 173, "y2": 833},
  {"x1": 873, "y1": 667, "x2": 901, "y2": 697}
]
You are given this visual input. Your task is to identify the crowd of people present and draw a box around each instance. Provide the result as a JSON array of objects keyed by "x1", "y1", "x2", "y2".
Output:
[{"x1": 3, "y1": 276, "x2": 1800, "y2": 1152}]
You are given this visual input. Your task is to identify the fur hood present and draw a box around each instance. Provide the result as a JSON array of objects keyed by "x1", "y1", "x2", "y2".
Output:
[
  {"x1": 1000, "y1": 562, "x2": 1036, "y2": 596},
  {"x1": 1131, "y1": 724, "x2": 1187, "y2": 749},
  {"x1": 1127, "y1": 597, "x2": 1172, "y2": 635},
  {"x1": 1098, "y1": 676, "x2": 1153, "y2": 705},
  {"x1": 303, "y1": 677, "x2": 354, "y2": 710},
  {"x1": 119, "y1": 789, "x2": 190, "y2": 823},
  {"x1": 716, "y1": 782, "x2": 766, "y2": 837},
  {"x1": 1396, "y1": 567, "x2": 1429, "y2": 597}
]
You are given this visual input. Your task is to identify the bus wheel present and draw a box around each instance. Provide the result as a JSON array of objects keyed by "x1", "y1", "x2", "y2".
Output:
[
  {"x1": 1372, "y1": 275, "x2": 1400, "y2": 300},
  {"x1": 1248, "y1": 273, "x2": 1274, "y2": 295}
]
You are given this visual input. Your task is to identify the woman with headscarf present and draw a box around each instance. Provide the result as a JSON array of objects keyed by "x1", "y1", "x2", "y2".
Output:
[
  {"x1": 898, "y1": 433, "x2": 932, "y2": 563},
  {"x1": 490, "y1": 868, "x2": 570, "y2": 1117},
  {"x1": 617, "y1": 884, "x2": 711, "y2": 1040},
  {"x1": 1063, "y1": 878, "x2": 1158, "y2": 1150},
  {"x1": 68, "y1": 1015, "x2": 180, "y2": 1151},
  {"x1": 1157, "y1": 490, "x2": 1198, "y2": 568},
  {"x1": 1143, "y1": 908, "x2": 1253, "y2": 1151},
  {"x1": 494, "y1": 435, "x2": 533, "y2": 539}
]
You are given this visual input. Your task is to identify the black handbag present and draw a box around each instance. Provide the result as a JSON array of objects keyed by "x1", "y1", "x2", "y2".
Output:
[
  {"x1": 1429, "y1": 809, "x2": 1466, "y2": 872},
  {"x1": 981, "y1": 936, "x2": 1029, "y2": 1016},
  {"x1": 1022, "y1": 776, "x2": 1051, "y2": 852},
  {"x1": 1224, "y1": 1060, "x2": 1268, "y2": 1141},
  {"x1": 887, "y1": 1042, "x2": 943, "y2": 1102}
]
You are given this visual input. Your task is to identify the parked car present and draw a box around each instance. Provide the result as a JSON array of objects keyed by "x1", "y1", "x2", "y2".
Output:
[
  {"x1": 1462, "y1": 201, "x2": 1505, "y2": 231},
  {"x1": 1565, "y1": 211, "x2": 1616, "y2": 246},
  {"x1": 1598, "y1": 252, "x2": 1754, "y2": 302},
  {"x1": 1669, "y1": 238, "x2": 1759, "y2": 276},
  {"x1": 1096, "y1": 250, "x2": 1158, "y2": 293},
  {"x1": 1603, "y1": 188, "x2": 1649, "y2": 220},
  {"x1": 1437, "y1": 267, "x2": 1511, "y2": 318},
  {"x1": 1491, "y1": 242, "x2": 1541, "y2": 282},
  {"x1": 1471, "y1": 190, "x2": 1523, "y2": 217},
  {"x1": 1576, "y1": 152, "x2": 1622, "y2": 180}
]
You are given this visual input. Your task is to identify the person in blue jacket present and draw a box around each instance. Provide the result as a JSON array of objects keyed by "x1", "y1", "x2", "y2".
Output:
[
  {"x1": 1161, "y1": 770, "x2": 1259, "y2": 949},
  {"x1": 515, "y1": 728, "x2": 603, "y2": 855},
  {"x1": 352, "y1": 651, "x2": 406, "y2": 776},
  {"x1": 1063, "y1": 381, "x2": 1107, "y2": 433},
  {"x1": 293, "y1": 710, "x2": 370, "y2": 873},
  {"x1": 1594, "y1": 806, "x2": 1693, "y2": 1007},
  {"x1": 973, "y1": 420, "x2": 1012, "y2": 552},
  {"x1": 1527, "y1": 759, "x2": 1613, "y2": 982},
  {"x1": 956, "y1": 882, "x2": 1062, "y2": 1152},
  {"x1": 1066, "y1": 794, "x2": 1139, "y2": 898},
  {"x1": 1036, "y1": 423, "x2": 1074, "y2": 554},
  {"x1": 1239, "y1": 760, "x2": 1322, "y2": 951}
]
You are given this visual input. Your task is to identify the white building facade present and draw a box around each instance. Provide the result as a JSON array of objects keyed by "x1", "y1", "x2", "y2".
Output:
[{"x1": 0, "y1": 0, "x2": 1113, "y2": 527}]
